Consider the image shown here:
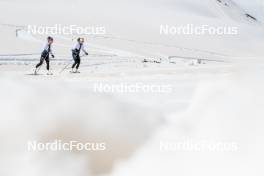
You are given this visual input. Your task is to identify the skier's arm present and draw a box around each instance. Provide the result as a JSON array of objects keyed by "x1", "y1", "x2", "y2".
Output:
[
  {"x1": 81, "y1": 45, "x2": 88, "y2": 55},
  {"x1": 50, "y1": 45, "x2": 55, "y2": 58}
]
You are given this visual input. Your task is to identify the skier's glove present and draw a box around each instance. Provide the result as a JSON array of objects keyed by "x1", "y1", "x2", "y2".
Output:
[
  {"x1": 51, "y1": 54, "x2": 55, "y2": 58},
  {"x1": 85, "y1": 52, "x2": 88, "y2": 55}
]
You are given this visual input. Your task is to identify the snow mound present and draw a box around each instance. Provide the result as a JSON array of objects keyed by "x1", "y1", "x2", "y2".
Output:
[
  {"x1": 110, "y1": 69, "x2": 264, "y2": 176},
  {"x1": 0, "y1": 76, "x2": 162, "y2": 176}
]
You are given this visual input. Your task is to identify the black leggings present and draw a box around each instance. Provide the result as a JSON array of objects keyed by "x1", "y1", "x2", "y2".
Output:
[
  {"x1": 72, "y1": 53, "x2": 81, "y2": 69},
  {"x1": 36, "y1": 54, "x2": 50, "y2": 70}
]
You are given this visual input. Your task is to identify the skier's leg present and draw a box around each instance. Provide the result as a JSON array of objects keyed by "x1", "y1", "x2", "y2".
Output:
[
  {"x1": 34, "y1": 58, "x2": 44, "y2": 75},
  {"x1": 36, "y1": 57, "x2": 44, "y2": 68},
  {"x1": 72, "y1": 52, "x2": 77, "y2": 69},
  {"x1": 72, "y1": 61, "x2": 77, "y2": 69},
  {"x1": 37, "y1": 51, "x2": 48, "y2": 68},
  {"x1": 76, "y1": 56, "x2": 80, "y2": 69},
  {"x1": 45, "y1": 57, "x2": 50, "y2": 70},
  {"x1": 45, "y1": 58, "x2": 53, "y2": 75}
]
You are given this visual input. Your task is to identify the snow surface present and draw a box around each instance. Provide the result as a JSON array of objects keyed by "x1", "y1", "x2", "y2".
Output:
[{"x1": 0, "y1": 0, "x2": 264, "y2": 176}]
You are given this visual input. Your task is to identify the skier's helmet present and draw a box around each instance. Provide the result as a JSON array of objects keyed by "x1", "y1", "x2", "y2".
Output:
[
  {"x1": 77, "y1": 37, "x2": 84, "y2": 43},
  {"x1": 47, "y1": 36, "x2": 54, "y2": 41}
]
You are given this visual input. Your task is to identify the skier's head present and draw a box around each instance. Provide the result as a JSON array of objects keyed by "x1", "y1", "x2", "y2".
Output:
[
  {"x1": 47, "y1": 36, "x2": 54, "y2": 44},
  {"x1": 77, "y1": 37, "x2": 84, "y2": 44}
]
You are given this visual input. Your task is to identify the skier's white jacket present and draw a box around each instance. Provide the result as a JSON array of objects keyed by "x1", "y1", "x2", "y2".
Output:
[
  {"x1": 72, "y1": 43, "x2": 87, "y2": 53},
  {"x1": 43, "y1": 43, "x2": 54, "y2": 55}
]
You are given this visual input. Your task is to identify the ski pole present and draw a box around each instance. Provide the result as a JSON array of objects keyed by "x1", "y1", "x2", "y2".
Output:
[{"x1": 59, "y1": 61, "x2": 72, "y2": 74}]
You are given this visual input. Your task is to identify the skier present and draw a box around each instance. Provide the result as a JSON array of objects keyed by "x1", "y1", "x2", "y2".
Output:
[
  {"x1": 71, "y1": 37, "x2": 88, "y2": 73},
  {"x1": 34, "y1": 36, "x2": 55, "y2": 75}
]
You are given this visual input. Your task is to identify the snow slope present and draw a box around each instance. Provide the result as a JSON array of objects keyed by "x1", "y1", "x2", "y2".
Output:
[
  {"x1": 0, "y1": 0, "x2": 264, "y2": 59},
  {"x1": 234, "y1": 0, "x2": 264, "y2": 22}
]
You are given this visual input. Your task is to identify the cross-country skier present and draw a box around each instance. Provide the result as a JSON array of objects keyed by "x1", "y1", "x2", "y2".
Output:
[
  {"x1": 71, "y1": 37, "x2": 88, "y2": 73},
  {"x1": 34, "y1": 36, "x2": 55, "y2": 75}
]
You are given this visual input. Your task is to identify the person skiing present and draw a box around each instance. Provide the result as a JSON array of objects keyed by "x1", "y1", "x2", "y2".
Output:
[
  {"x1": 71, "y1": 37, "x2": 88, "y2": 73},
  {"x1": 34, "y1": 36, "x2": 55, "y2": 75}
]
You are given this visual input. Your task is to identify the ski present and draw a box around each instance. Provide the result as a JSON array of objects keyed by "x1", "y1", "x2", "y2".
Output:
[{"x1": 70, "y1": 71, "x2": 81, "y2": 74}]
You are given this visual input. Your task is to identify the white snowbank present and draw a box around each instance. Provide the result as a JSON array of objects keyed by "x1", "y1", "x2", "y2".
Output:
[
  {"x1": 110, "y1": 68, "x2": 264, "y2": 176},
  {"x1": 0, "y1": 75, "x2": 162, "y2": 176}
]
